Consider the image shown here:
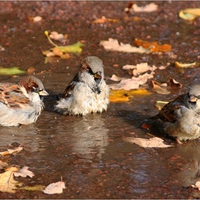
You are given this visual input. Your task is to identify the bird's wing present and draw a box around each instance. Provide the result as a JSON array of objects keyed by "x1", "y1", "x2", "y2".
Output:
[
  {"x1": 0, "y1": 83, "x2": 29, "y2": 108},
  {"x1": 62, "y1": 73, "x2": 79, "y2": 98},
  {"x1": 158, "y1": 94, "x2": 185, "y2": 122}
]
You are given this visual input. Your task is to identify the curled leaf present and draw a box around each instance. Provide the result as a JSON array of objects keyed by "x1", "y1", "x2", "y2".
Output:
[
  {"x1": 155, "y1": 100, "x2": 169, "y2": 111},
  {"x1": 174, "y1": 61, "x2": 198, "y2": 68},
  {"x1": 151, "y1": 80, "x2": 170, "y2": 94},
  {"x1": 179, "y1": 8, "x2": 200, "y2": 21}
]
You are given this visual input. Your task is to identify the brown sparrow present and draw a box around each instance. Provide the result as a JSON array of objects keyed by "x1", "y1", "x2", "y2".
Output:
[
  {"x1": 55, "y1": 56, "x2": 110, "y2": 115},
  {"x1": 0, "y1": 76, "x2": 48, "y2": 126},
  {"x1": 156, "y1": 84, "x2": 200, "y2": 142}
]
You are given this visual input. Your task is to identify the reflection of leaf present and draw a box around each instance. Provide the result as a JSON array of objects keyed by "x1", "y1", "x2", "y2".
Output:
[
  {"x1": 179, "y1": 8, "x2": 200, "y2": 21},
  {"x1": 123, "y1": 137, "x2": 171, "y2": 148},
  {"x1": 0, "y1": 67, "x2": 25, "y2": 75},
  {"x1": 0, "y1": 167, "x2": 22, "y2": 193},
  {"x1": 135, "y1": 38, "x2": 171, "y2": 52},
  {"x1": 109, "y1": 89, "x2": 151, "y2": 102},
  {"x1": 43, "y1": 181, "x2": 66, "y2": 194},
  {"x1": 100, "y1": 38, "x2": 150, "y2": 53},
  {"x1": 174, "y1": 61, "x2": 198, "y2": 68}
]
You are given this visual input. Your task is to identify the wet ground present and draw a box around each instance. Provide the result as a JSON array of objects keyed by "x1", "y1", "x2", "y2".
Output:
[{"x1": 0, "y1": 1, "x2": 200, "y2": 199}]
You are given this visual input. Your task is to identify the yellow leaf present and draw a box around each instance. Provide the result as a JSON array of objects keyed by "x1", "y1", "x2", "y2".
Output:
[
  {"x1": 0, "y1": 167, "x2": 22, "y2": 193},
  {"x1": 0, "y1": 67, "x2": 25, "y2": 75},
  {"x1": 179, "y1": 8, "x2": 200, "y2": 20},
  {"x1": 52, "y1": 42, "x2": 84, "y2": 53},
  {"x1": 155, "y1": 100, "x2": 168, "y2": 110},
  {"x1": 174, "y1": 61, "x2": 197, "y2": 68},
  {"x1": 109, "y1": 89, "x2": 151, "y2": 102},
  {"x1": 19, "y1": 185, "x2": 45, "y2": 191},
  {"x1": 0, "y1": 146, "x2": 23, "y2": 156}
]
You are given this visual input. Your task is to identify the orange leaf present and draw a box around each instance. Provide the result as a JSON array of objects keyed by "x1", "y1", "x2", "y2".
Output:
[{"x1": 134, "y1": 38, "x2": 171, "y2": 52}]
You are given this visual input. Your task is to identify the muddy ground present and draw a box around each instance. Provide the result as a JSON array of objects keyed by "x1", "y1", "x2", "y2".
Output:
[{"x1": 0, "y1": 1, "x2": 200, "y2": 199}]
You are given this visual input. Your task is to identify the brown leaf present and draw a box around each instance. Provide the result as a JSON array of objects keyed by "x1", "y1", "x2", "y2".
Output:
[
  {"x1": 151, "y1": 80, "x2": 170, "y2": 94},
  {"x1": 135, "y1": 38, "x2": 171, "y2": 52},
  {"x1": 167, "y1": 77, "x2": 182, "y2": 88}
]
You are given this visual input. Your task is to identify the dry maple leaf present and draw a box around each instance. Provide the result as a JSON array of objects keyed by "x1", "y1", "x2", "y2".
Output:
[
  {"x1": 43, "y1": 180, "x2": 66, "y2": 194},
  {"x1": 100, "y1": 38, "x2": 150, "y2": 53},
  {"x1": 0, "y1": 146, "x2": 23, "y2": 156},
  {"x1": 0, "y1": 167, "x2": 22, "y2": 193},
  {"x1": 14, "y1": 166, "x2": 34, "y2": 178},
  {"x1": 123, "y1": 137, "x2": 171, "y2": 148}
]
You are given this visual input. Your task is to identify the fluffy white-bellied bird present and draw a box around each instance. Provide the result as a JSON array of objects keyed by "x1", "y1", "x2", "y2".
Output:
[
  {"x1": 55, "y1": 56, "x2": 110, "y2": 115},
  {"x1": 0, "y1": 76, "x2": 48, "y2": 126},
  {"x1": 156, "y1": 84, "x2": 200, "y2": 142}
]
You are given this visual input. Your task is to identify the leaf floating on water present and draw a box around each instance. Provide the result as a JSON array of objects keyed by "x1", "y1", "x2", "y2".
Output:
[
  {"x1": 191, "y1": 181, "x2": 200, "y2": 190},
  {"x1": 43, "y1": 31, "x2": 84, "y2": 59},
  {"x1": 179, "y1": 8, "x2": 200, "y2": 21},
  {"x1": 100, "y1": 38, "x2": 150, "y2": 53},
  {"x1": 174, "y1": 61, "x2": 198, "y2": 68},
  {"x1": 49, "y1": 31, "x2": 68, "y2": 42},
  {"x1": 134, "y1": 38, "x2": 172, "y2": 52},
  {"x1": 0, "y1": 167, "x2": 22, "y2": 193},
  {"x1": 151, "y1": 80, "x2": 170, "y2": 95},
  {"x1": 109, "y1": 89, "x2": 151, "y2": 102},
  {"x1": 125, "y1": 2, "x2": 158, "y2": 13},
  {"x1": 123, "y1": 137, "x2": 172, "y2": 148},
  {"x1": 43, "y1": 181, "x2": 66, "y2": 194},
  {"x1": 155, "y1": 100, "x2": 169, "y2": 111},
  {"x1": 167, "y1": 77, "x2": 182, "y2": 88},
  {"x1": 14, "y1": 166, "x2": 34, "y2": 178},
  {"x1": 20, "y1": 185, "x2": 45, "y2": 191},
  {"x1": 0, "y1": 67, "x2": 25, "y2": 75},
  {"x1": 0, "y1": 146, "x2": 23, "y2": 156},
  {"x1": 93, "y1": 16, "x2": 119, "y2": 24}
]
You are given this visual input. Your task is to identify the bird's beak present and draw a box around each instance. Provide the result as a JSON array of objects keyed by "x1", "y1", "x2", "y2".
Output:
[
  {"x1": 39, "y1": 89, "x2": 49, "y2": 96},
  {"x1": 94, "y1": 72, "x2": 101, "y2": 80},
  {"x1": 189, "y1": 95, "x2": 197, "y2": 103}
]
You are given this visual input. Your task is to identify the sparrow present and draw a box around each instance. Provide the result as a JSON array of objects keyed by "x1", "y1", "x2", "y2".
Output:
[
  {"x1": 156, "y1": 84, "x2": 200, "y2": 142},
  {"x1": 55, "y1": 56, "x2": 110, "y2": 115},
  {"x1": 0, "y1": 76, "x2": 48, "y2": 126}
]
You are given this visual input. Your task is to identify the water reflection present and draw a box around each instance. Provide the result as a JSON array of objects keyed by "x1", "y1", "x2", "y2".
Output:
[
  {"x1": 72, "y1": 115, "x2": 109, "y2": 160},
  {"x1": 0, "y1": 125, "x2": 39, "y2": 152}
]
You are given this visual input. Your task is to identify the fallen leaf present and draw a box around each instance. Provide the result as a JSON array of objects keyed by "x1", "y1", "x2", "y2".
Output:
[
  {"x1": 0, "y1": 167, "x2": 22, "y2": 193},
  {"x1": 100, "y1": 38, "x2": 150, "y2": 53},
  {"x1": 123, "y1": 137, "x2": 171, "y2": 148},
  {"x1": 43, "y1": 31, "x2": 84, "y2": 59},
  {"x1": 0, "y1": 67, "x2": 25, "y2": 75},
  {"x1": 33, "y1": 16, "x2": 42, "y2": 22},
  {"x1": 109, "y1": 89, "x2": 151, "y2": 102},
  {"x1": 155, "y1": 100, "x2": 169, "y2": 110},
  {"x1": 49, "y1": 31, "x2": 67, "y2": 42},
  {"x1": 174, "y1": 61, "x2": 198, "y2": 68},
  {"x1": 93, "y1": 16, "x2": 119, "y2": 23},
  {"x1": 26, "y1": 67, "x2": 35, "y2": 74},
  {"x1": 151, "y1": 80, "x2": 170, "y2": 94},
  {"x1": 43, "y1": 181, "x2": 66, "y2": 194},
  {"x1": 191, "y1": 181, "x2": 200, "y2": 190},
  {"x1": 123, "y1": 63, "x2": 157, "y2": 76},
  {"x1": 130, "y1": 3, "x2": 158, "y2": 12},
  {"x1": 20, "y1": 185, "x2": 45, "y2": 191},
  {"x1": 167, "y1": 77, "x2": 182, "y2": 88},
  {"x1": 179, "y1": 8, "x2": 200, "y2": 21},
  {"x1": 135, "y1": 38, "x2": 172, "y2": 52},
  {"x1": 0, "y1": 146, "x2": 23, "y2": 156},
  {"x1": 109, "y1": 74, "x2": 125, "y2": 82},
  {"x1": 109, "y1": 72, "x2": 154, "y2": 90},
  {"x1": 14, "y1": 166, "x2": 34, "y2": 178}
]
